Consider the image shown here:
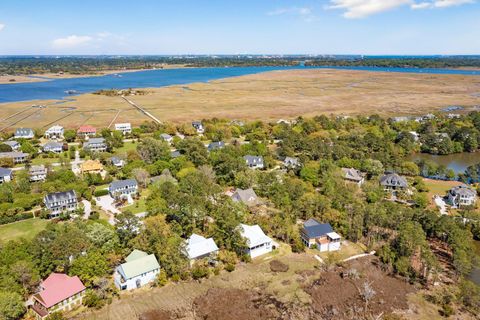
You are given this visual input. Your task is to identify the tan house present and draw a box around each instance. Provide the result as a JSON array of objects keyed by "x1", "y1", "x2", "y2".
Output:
[{"x1": 80, "y1": 159, "x2": 103, "y2": 175}]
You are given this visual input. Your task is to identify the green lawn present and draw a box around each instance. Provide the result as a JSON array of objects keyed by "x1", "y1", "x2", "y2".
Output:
[
  {"x1": 121, "y1": 189, "x2": 149, "y2": 214},
  {"x1": 114, "y1": 141, "x2": 137, "y2": 155},
  {"x1": 0, "y1": 218, "x2": 49, "y2": 243},
  {"x1": 31, "y1": 157, "x2": 62, "y2": 165}
]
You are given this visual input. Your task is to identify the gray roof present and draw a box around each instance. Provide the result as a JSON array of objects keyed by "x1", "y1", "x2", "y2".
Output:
[
  {"x1": 43, "y1": 141, "x2": 63, "y2": 150},
  {"x1": 0, "y1": 152, "x2": 28, "y2": 159},
  {"x1": 208, "y1": 141, "x2": 225, "y2": 151},
  {"x1": 244, "y1": 155, "x2": 263, "y2": 165},
  {"x1": 185, "y1": 234, "x2": 219, "y2": 260},
  {"x1": 341, "y1": 168, "x2": 364, "y2": 182},
  {"x1": 0, "y1": 167, "x2": 12, "y2": 177},
  {"x1": 110, "y1": 179, "x2": 137, "y2": 190},
  {"x1": 110, "y1": 156, "x2": 123, "y2": 164},
  {"x1": 44, "y1": 190, "x2": 76, "y2": 203},
  {"x1": 171, "y1": 150, "x2": 181, "y2": 158},
  {"x1": 284, "y1": 156, "x2": 299, "y2": 166},
  {"x1": 380, "y1": 173, "x2": 408, "y2": 188},
  {"x1": 86, "y1": 137, "x2": 105, "y2": 144},
  {"x1": 160, "y1": 133, "x2": 172, "y2": 140},
  {"x1": 15, "y1": 128, "x2": 34, "y2": 137},
  {"x1": 29, "y1": 165, "x2": 47, "y2": 174},
  {"x1": 303, "y1": 219, "x2": 333, "y2": 239},
  {"x1": 3, "y1": 141, "x2": 19, "y2": 147},
  {"x1": 232, "y1": 188, "x2": 258, "y2": 205},
  {"x1": 449, "y1": 185, "x2": 476, "y2": 197}
]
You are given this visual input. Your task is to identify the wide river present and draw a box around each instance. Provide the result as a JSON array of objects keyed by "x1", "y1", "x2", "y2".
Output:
[{"x1": 1, "y1": 65, "x2": 480, "y2": 103}]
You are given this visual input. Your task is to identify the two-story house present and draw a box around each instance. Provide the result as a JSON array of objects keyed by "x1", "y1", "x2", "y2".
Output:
[
  {"x1": 109, "y1": 179, "x2": 138, "y2": 200},
  {"x1": 29, "y1": 165, "x2": 47, "y2": 182},
  {"x1": 77, "y1": 125, "x2": 96, "y2": 138},
  {"x1": 14, "y1": 128, "x2": 35, "y2": 139},
  {"x1": 0, "y1": 151, "x2": 28, "y2": 164},
  {"x1": 192, "y1": 121, "x2": 204, "y2": 134},
  {"x1": 114, "y1": 123, "x2": 132, "y2": 135},
  {"x1": 44, "y1": 125, "x2": 64, "y2": 139},
  {"x1": 83, "y1": 137, "x2": 107, "y2": 152},
  {"x1": 43, "y1": 190, "x2": 78, "y2": 217},
  {"x1": 244, "y1": 155, "x2": 264, "y2": 169},
  {"x1": 300, "y1": 218, "x2": 341, "y2": 252},
  {"x1": 114, "y1": 250, "x2": 160, "y2": 291},
  {"x1": 31, "y1": 273, "x2": 86, "y2": 319},
  {"x1": 447, "y1": 185, "x2": 477, "y2": 208},
  {"x1": 42, "y1": 141, "x2": 64, "y2": 153}
]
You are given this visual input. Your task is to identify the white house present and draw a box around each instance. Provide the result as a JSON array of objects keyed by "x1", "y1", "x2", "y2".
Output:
[
  {"x1": 185, "y1": 234, "x2": 219, "y2": 266},
  {"x1": 0, "y1": 167, "x2": 12, "y2": 183},
  {"x1": 109, "y1": 179, "x2": 138, "y2": 200},
  {"x1": 110, "y1": 156, "x2": 125, "y2": 168},
  {"x1": 114, "y1": 123, "x2": 132, "y2": 135},
  {"x1": 160, "y1": 133, "x2": 173, "y2": 144},
  {"x1": 0, "y1": 152, "x2": 28, "y2": 164},
  {"x1": 239, "y1": 224, "x2": 273, "y2": 258},
  {"x1": 43, "y1": 190, "x2": 78, "y2": 217},
  {"x1": 44, "y1": 125, "x2": 64, "y2": 139},
  {"x1": 300, "y1": 219, "x2": 341, "y2": 252},
  {"x1": 192, "y1": 121, "x2": 204, "y2": 134},
  {"x1": 14, "y1": 128, "x2": 34, "y2": 139},
  {"x1": 244, "y1": 155, "x2": 264, "y2": 169},
  {"x1": 42, "y1": 141, "x2": 63, "y2": 153},
  {"x1": 283, "y1": 156, "x2": 300, "y2": 169},
  {"x1": 2, "y1": 140, "x2": 20, "y2": 151},
  {"x1": 29, "y1": 165, "x2": 47, "y2": 182},
  {"x1": 447, "y1": 185, "x2": 477, "y2": 208},
  {"x1": 114, "y1": 250, "x2": 160, "y2": 291},
  {"x1": 341, "y1": 168, "x2": 365, "y2": 185}
]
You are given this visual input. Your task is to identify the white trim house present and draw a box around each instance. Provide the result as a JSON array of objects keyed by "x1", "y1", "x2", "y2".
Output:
[
  {"x1": 185, "y1": 234, "x2": 219, "y2": 266},
  {"x1": 43, "y1": 190, "x2": 78, "y2": 217},
  {"x1": 0, "y1": 167, "x2": 12, "y2": 183},
  {"x1": 447, "y1": 185, "x2": 477, "y2": 208},
  {"x1": 44, "y1": 125, "x2": 64, "y2": 139},
  {"x1": 239, "y1": 224, "x2": 273, "y2": 258},
  {"x1": 114, "y1": 123, "x2": 132, "y2": 135},
  {"x1": 114, "y1": 250, "x2": 160, "y2": 291}
]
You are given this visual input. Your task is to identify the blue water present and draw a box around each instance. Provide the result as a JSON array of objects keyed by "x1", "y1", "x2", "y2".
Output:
[{"x1": 1, "y1": 65, "x2": 479, "y2": 103}]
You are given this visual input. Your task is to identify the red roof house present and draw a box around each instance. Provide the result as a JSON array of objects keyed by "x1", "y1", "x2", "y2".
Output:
[
  {"x1": 31, "y1": 273, "x2": 86, "y2": 319},
  {"x1": 77, "y1": 125, "x2": 96, "y2": 136}
]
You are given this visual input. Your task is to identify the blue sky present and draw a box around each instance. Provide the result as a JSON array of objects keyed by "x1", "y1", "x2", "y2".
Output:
[{"x1": 0, "y1": 0, "x2": 478, "y2": 55}]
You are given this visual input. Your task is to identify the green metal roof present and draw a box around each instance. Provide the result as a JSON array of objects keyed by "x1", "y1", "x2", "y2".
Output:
[
  {"x1": 120, "y1": 253, "x2": 160, "y2": 280},
  {"x1": 125, "y1": 249, "x2": 148, "y2": 262}
]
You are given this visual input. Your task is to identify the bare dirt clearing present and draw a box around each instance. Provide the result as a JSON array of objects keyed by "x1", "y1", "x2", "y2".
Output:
[
  {"x1": 79, "y1": 252, "x2": 420, "y2": 320},
  {"x1": 2, "y1": 68, "x2": 480, "y2": 131}
]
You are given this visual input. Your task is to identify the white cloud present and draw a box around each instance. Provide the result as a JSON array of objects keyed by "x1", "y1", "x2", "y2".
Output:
[
  {"x1": 327, "y1": 0, "x2": 411, "y2": 18},
  {"x1": 328, "y1": 0, "x2": 475, "y2": 18},
  {"x1": 0, "y1": 23, "x2": 5, "y2": 32},
  {"x1": 267, "y1": 7, "x2": 316, "y2": 21},
  {"x1": 52, "y1": 35, "x2": 93, "y2": 49},
  {"x1": 433, "y1": 0, "x2": 474, "y2": 7}
]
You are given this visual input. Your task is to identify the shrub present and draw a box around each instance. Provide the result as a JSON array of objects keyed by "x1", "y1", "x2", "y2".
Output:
[
  {"x1": 94, "y1": 189, "x2": 109, "y2": 197},
  {"x1": 156, "y1": 271, "x2": 168, "y2": 287},
  {"x1": 225, "y1": 264, "x2": 235, "y2": 272}
]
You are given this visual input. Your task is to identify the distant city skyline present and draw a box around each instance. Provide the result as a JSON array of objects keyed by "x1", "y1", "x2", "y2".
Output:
[{"x1": 0, "y1": 0, "x2": 479, "y2": 55}]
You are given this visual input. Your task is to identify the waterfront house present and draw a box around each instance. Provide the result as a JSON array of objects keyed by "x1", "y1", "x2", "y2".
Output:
[
  {"x1": 29, "y1": 165, "x2": 47, "y2": 182},
  {"x1": 208, "y1": 141, "x2": 225, "y2": 152},
  {"x1": 0, "y1": 151, "x2": 28, "y2": 164},
  {"x1": 14, "y1": 128, "x2": 35, "y2": 139},
  {"x1": 192, "y1": 121, "x2": 204, "y2": 133},
  {"x1": 80, "y1": 159, "x2": 103, "y2": 175},
  {"x1": 160, "y1": 133, "x2": 173, "y2": 144},
  {"x1": 114, "y1": 250, "x2": 160, "y2": 291},
  {"x1": 42, "y1": 141, "x2": 63, "y2": 153},
  {"x1": 0, "y1": 167, "x2": 12, "y2": 183},
  {"x1": 44, "y1": 125, "x2": 64, "y2": 139},
  {"x1": 300, "y1": 219, "x2": 341, "y2": 252},
  {"x1": 3, "y1": 140, "x2": 20, "y2": 151},
  {"x1": 109, "y1": 179, "x2": 138, "y2": 200},
  {"x1": 83, "y1": 137, "x2": 107, "y2": 152},
  {"x1": 185, "y1": 233, "x2": 219, "y2": 266},
  {"x1": 43, "y1": 190, "x2": 78, "y2": 217},
  {"x1": 239, "y1": 224, "x2": 273, "y2": 258},
  {"x1": 114, "y1": 123, "x2": 132, "y2": 135},
  {"x1": 31, "y1": 273, "x2": 86, "y2": 319},
  {"x1": 380, "y1": 173, "x2": 408, "y2": 192},
  {"x1": 283, "y1": 156, "x2": 300, "y2": 169},
  {"x1": 447, "y1": 185, "x2": 477, "y2": 208},
  {"x1": 244, "y1": 155, "x2": 264, "y2": 169},
  {"x1": 110, "y1": 156, "x2": 125, "y2": 168},
  {"x1": 341, "y1": 168, "x2": 365, "y2": 185},
  {"x1": 77, "y1": 125, "x2": 96, "y2": 137},
  {"x1": 231, "y1": 188, "x2": 258, "y2": 206}
]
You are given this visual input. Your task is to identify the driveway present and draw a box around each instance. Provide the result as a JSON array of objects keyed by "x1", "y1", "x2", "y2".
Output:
[
  {"x1": 82, "y1": 200, "x2": 92, "y2": 219},
  {"x1": 434, "y1": 195, "x2": 448, "y2": 215},
  {"x1": 96, "y1": 195, "x2": 120, "y2": 225}
]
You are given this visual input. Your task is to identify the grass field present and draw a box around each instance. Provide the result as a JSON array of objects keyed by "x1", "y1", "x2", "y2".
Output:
[
  {"x1": 114, "y1": 141, "x2": 138, "y2": 156},
  {"x1": 0, "y1": 218, "x2": 49, "y2": 243},
  {"x1": 1, "y1": 68, "x2": 480, "y2": 131},
  {"x1": 121, "y1": 189, "x2": 149, "y2": 214},
  {"x1": 423, "y1": 178, "x2": 463, "y2": 208}
]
